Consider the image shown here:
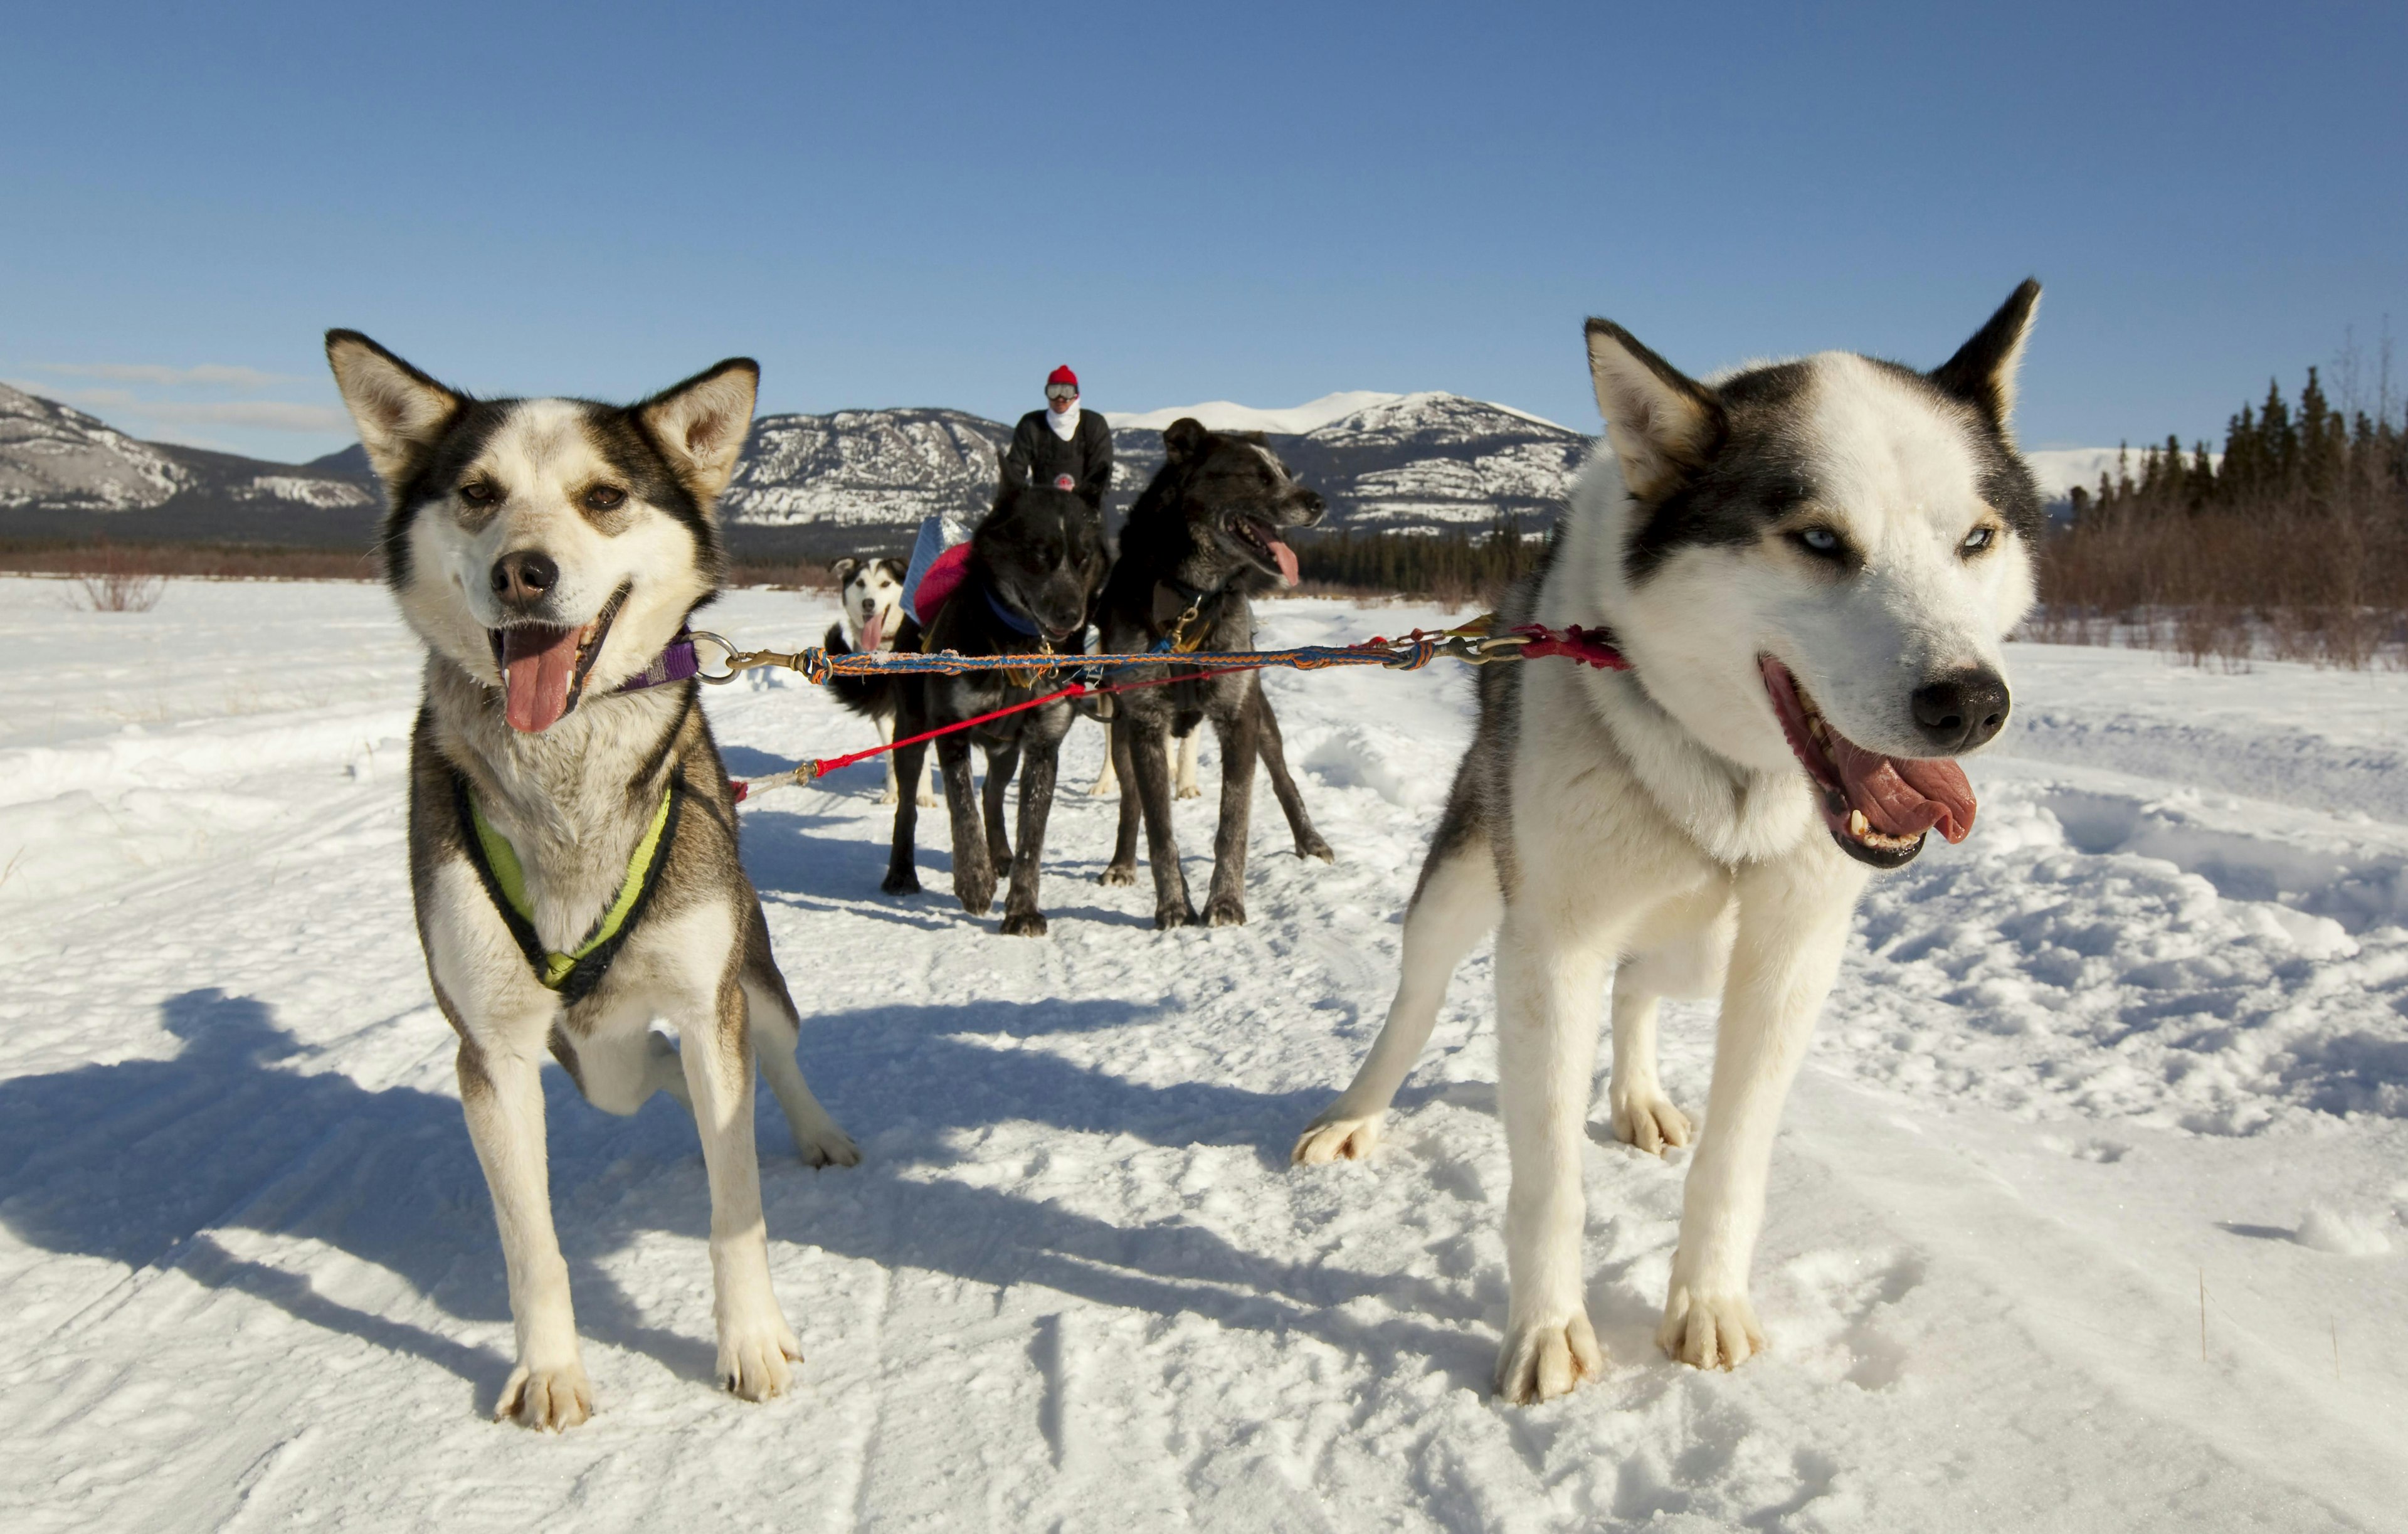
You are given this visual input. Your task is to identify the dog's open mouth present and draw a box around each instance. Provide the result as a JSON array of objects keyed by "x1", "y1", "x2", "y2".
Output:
[
  {"x1": 1760, "y1": 656, "x2": 1975, "y2": 869},
  {"x1": 488, "y1": 584, "x2": 628, "y2": 733},
  {"x1": 1230, "y1": 514, "x2": 1300, "y2": 588}
]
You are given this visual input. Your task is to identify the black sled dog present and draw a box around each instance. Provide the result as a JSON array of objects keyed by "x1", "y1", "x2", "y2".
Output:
[
  {"x1": 1096, "y1": 418, "x2": 1333, "y2": 928},
  {"x1": 322, "y1": 332, "x2": 858, "y2": 1431},
  {"x1": 881, "y1": 470, "x2": 1108, "y2": 936}
]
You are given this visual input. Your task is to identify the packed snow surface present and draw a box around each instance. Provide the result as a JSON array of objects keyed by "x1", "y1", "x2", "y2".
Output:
[{"x1": 2, "y1": 578, "x2": 2405, "y2": 1531}]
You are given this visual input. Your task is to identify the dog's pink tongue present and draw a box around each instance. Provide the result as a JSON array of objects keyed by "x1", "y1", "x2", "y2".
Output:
[
  {"x1": 501, "y1": 627, "x2": 580, "y2": 733},
  {"x1": 860, "y1": 610, "x2": 885, "y2": 653},
  {"x1": 1269, "y1": 538, "x2": 1299, "y2": 588},
  {"x1": 1828, "y1": 736, "x2": 1978, "y2": 844}
]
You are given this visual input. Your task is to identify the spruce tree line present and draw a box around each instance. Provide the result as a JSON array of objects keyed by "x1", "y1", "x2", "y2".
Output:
[
  {"x1": 2041, "y1": 352, "x2": 2408, "y2": 667},
  {"x1": 1292, "y1": 512, "x2": 1541, "y2": 602},
  {"x1": 2068, "y1": 366, "x2": 2407, "y2": 522}
]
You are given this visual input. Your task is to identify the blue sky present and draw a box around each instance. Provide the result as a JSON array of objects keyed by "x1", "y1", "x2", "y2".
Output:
[{"x1": 3, "y1": 2, "x2": 2401, "y2": 463}]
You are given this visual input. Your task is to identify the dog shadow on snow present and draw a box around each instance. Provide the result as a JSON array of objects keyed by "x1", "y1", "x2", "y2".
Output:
[{"x1": 0, "y1": 987, "x2": 1488, "y2": 1418}]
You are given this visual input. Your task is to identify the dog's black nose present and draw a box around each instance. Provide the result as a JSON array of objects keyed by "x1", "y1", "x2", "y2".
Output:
[
  {"x1": 490, "y1": 551, "x2": 558, "y2": 605},
  {"x1": 1911, "y1": 669, "x2": 2010, "y2": 752}
]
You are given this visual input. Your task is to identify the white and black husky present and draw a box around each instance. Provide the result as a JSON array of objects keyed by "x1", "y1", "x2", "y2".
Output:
[
  {"x1": 824, "y1": 555, "x2": 937, "y2": 806},
  {"x1": 325, "y1": 332, "x2": 859, "y2": 1431},
  {"x1": 1294, "y1": 283, "x2": 2044, "y2": 1404}
]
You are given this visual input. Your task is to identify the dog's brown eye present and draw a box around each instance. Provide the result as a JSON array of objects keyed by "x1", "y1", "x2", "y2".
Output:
[
  {"x1": 583, "y1": 485, "x2": 626, "y2": 512},
  {"x1": 460, "y1": 480, "x2": 500, "y2": 505}
]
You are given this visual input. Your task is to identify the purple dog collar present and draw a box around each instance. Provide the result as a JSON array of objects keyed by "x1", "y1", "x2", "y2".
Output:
[{"x1": 615, "y1": 630, "x2": 704, "y2": 693}]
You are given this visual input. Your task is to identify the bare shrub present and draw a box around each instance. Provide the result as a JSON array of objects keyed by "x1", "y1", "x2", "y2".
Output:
[{"x1": 62, "y1": 542, "x2": 166, "y2": 613}]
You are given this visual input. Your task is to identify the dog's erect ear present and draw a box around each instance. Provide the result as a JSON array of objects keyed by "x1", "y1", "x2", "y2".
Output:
[
  {"x1": 1583, "y1": 319, "x2": 1724, "y2": 500},
  {"x1": 324, "y1": 330, "x2": 463, "y2": 490},
  {"x1": 998, "y1": 448, "x2": 1030, "y2": 490},
  {"x1": 1163, "y1": 417, "x2": 1209, "y2": 464},
  {"x1": 830, "y1": 556, "x2": 858, "y2": 581},
  {"x1": 1930, "y1": 278, "x2": 2041, "y2": 432},
  {"x1": 636, "y1": 358, "x2": 758, "y2": 509}
]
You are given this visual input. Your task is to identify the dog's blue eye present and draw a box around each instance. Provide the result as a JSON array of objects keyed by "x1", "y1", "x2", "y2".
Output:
[
  {"x1": 1797, "y1": 528, "x2": 1840, "y2": 554},
  {"x1": 1960, "y1": 526, "x2": 1994, "y2": 554}
]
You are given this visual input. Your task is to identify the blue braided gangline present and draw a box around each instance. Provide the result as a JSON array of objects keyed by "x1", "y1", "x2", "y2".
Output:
[{"x1": 796, "y1": 640, "x2": 1442, "y2": 685}]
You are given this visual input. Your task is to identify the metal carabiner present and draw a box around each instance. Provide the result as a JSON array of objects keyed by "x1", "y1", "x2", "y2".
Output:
[{"x1": 686, "y1": 631, "x2": 746, "y2": 684}]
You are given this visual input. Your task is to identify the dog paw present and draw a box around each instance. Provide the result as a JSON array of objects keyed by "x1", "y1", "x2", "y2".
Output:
[
  {"x1": 917, "y1": 790, "x2": 940, "y2": 808},
  {"x1": 1203, "y1": 895, "x2": 1247, "y2": 928},
  {"x1": 1658, "y1": 1284, "x2": 1766, "y2": 1371},
  {"x1": 1291, "y1": 1110, "x2": 1383, "y2": 1165},
  {"x1": 1609, "y1": 1086, "x2": 1692, "y2": 1156},
  {"x1": 1099, "y1": 862, "x2": 1137, "y2": 887},
  {"x1": 1175, "y1": 783, "x2": 1205, "y2": 801},
  {"x1": 876, "y1": 788, "x2": 900, "y2": 806},
  {"x1": 999, "y1": 910, "x2": 1048, "y2": 938},
  {"x1": 956, "y1": 878, "x2": 995, "y2": 916},
  {"x1": 881, "y1": 870, "x2": 921, "y2": 896},
  {"x1": 795, "y1": 1121, "x2": 860, "y2": 1168},
  {"x1": 1494, "y1": 1311, "x2": 1605, "y2": 1405},
  {"x1": 717, "y1": 1319, "x2": 801, "y2": 1403},
  {"x1": 1296, "y1": 833, "x2": 1335, "y2": 864},
  {"x1": 496, "y1": 1358, "x2": 593, "y2": 1431},
  {"x1": 1154, "y1": 902, "x2": 1198, "y2": 930}
]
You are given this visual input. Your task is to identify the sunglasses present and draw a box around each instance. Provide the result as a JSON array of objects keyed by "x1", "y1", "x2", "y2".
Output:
[{"x1": 1045, "y1": 384, "x2": 1079, "y2": 401}]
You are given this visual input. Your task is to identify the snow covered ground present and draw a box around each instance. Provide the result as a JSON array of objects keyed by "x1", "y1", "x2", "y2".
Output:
[{"x1": 2, "y1": 576, "x2": 2404, "y2": 1531}]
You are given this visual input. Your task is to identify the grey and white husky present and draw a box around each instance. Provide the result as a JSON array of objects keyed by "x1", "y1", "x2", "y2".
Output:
[
  {"x1": 325, "y1": 331, "x2": 859, "y2": 1431},
  {"x1": 1294, "y1": 284, "x2": 2044, "y2": 1404}
]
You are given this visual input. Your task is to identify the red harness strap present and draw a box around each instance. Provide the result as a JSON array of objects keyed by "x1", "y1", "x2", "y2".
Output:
[{"x1": 730, "y1": 661, "x2": 1258, "y2": 801}]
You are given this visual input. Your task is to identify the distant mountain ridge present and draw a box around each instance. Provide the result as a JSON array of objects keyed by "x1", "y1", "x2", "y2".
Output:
[
  {"x1": 1, "y1": 381, "x2": 379, "y2": 545},
  {"x1": 2, "y1": 378, "x2": 2123, "y2": 561}
]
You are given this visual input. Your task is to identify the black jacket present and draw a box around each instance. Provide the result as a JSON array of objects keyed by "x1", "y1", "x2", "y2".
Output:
[{"x1": 1005, "y1": 408, "x2": 1114, "y2": 510}]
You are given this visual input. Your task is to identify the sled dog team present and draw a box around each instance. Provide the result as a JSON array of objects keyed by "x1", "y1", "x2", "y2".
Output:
[{"x1": 327, "y1": 278, "x2": 2042, "y2": 1427}]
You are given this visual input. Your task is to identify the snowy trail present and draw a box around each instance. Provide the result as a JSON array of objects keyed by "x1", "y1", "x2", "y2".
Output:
[{"x1": 1, "y1": 577, "x2": 2404, "y2": 1531}]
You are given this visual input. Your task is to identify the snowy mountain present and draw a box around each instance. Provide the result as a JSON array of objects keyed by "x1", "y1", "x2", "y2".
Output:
[
  {"x1": 0, "y1": 381, "x2": 378, "y2": 544},
  {"x1": 12, "y1": 377, "x2": 2120, "y2": 559},
  {"x1": 721, "y1": 407, "x2": 1011, "y2": 541},
  {"x1": 722, "y1": 391, "x2": 1591, "y2": 556},
  {"x1": 1106, "y1": 390, "x2": 1407, "y2": 436}
]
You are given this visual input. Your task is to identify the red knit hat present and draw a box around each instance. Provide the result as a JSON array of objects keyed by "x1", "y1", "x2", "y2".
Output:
[{"x1": 1047, "y1": 364, "x2": 1079, "y2": 391}]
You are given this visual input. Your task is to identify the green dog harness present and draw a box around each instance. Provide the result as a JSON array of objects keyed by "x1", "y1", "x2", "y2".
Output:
[{"x1": 456, "y1": 773, "x2": 683, "y2": 1001}]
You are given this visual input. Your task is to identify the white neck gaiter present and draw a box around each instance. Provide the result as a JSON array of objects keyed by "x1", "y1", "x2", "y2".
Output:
[{"x1": 1047, "y1": 403, "x2": 1080, "y2": 440}]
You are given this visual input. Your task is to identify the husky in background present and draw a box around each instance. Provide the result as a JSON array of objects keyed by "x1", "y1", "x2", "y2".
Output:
[
  {"x1": 325, "y1": 332, "x2": 858, "y2": 1431},
  {"x1": 824, "y1": 554, "x2": 937, "y2": 806},
  {"x1": 881, "y1": 468, "x2": 1109, "y2": 936},
  {"x1": 1096, "y1": 419, "x2": 1333, "y2": 928},
  {"x1": 1294, "y1": 283, "x2": 2044, "y2": 1404}
]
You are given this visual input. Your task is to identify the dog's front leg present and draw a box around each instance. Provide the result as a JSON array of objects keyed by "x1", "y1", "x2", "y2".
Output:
[
  {"x1": 980, "y1": 740, "x2": 1019, "y2": 870},
  {"x1": 1201, "y1": 696, "x2": 1262, "y2": 926},
  {"x1": 1658, "y1": 849, "x2": 1862, "y2": 1371},
  {"x1": 999, "y1": 727, "x2": 1062, "y2": 938},
  {"x1": 882, "y1": 736, "x2": 928, "y2": 895},
  {"x1": 678, "y1": 938, "x2": 801, "y2": 1401},
  {"x1": 1100, "y1": 716, "x2": 1143, "y2": 886},
  {"x1": 1492, "y1": 907, "x2": 1611, "y2": 1405},
  {"x1": 1128, "y1": 723, "x2": 1195, "y2": 927},
  {"x1": 1251, "y1": 688, "x2": 1333, "y2": 862},
  {"x1": 936, "y1": 734, "x2": 994, "y2": 914},
  {"x1": 876, "y1": 714, "x2": 900, "y2": 805},
  {"x1": 456, "y1": 1033, "x2": 591, "y2": 1430}
]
